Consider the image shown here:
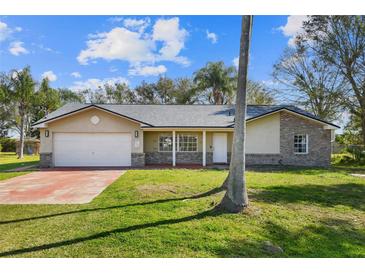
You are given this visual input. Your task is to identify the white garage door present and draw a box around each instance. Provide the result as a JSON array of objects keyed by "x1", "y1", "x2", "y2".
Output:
[{"x1": 53, "y1": 133, "x2": 131, "y2": 167}]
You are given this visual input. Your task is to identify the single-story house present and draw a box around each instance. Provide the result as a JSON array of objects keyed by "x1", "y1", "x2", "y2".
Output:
[{"x1": 32, "y1": 103, "x2": 339, "y2": 168}]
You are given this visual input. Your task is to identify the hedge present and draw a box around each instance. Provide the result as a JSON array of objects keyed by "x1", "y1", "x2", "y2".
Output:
[{"x1": 0, "y1": 138, "x2": 16, "y2": 152}]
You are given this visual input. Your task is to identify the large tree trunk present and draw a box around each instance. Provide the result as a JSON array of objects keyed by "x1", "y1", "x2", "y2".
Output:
[
  {"x1": 18, "y1": 112, "x2": 25, "y2": 159},
  {"x1": 217, "y1": 15, "x2": 252, "y2": 213},
  {"x1": 213, "y1": 89, "x2": 223, "y2": 105}
]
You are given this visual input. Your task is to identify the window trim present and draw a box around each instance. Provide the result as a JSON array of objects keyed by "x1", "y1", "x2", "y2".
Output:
[
  {"x1": 157, "y1": 133, "x2": 199, "y2": 153},
  {"x1": 158, "y1": 134, "x2": 173, "y2": 152},
  {"x1": 294, "y1": 134, "x2": 309, "y2": 155},
  {"x1": 177, "y1": 134, "x2": 199, "y2": 153}
]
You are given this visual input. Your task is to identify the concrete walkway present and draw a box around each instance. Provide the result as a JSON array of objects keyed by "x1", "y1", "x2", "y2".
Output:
[
  {"x1": 0, "y1": 169, "x2": 125, "y2": 204},
  {"x1": 351, "y1": 173, "x2": 365, "y2": 178}
]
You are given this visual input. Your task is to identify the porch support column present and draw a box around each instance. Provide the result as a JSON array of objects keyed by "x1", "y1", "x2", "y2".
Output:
[
  {"x1": 202, "y1": 130, "x2": 206, "y2": 166},
  {"x1": 172, "y1": 130, "x2": 176, "y2": 166}
]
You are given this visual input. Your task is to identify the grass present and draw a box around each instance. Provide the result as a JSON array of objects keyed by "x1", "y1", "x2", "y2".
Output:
[
  {"x1": 331, "y1": 153, "x2": 365, "y2": 171},
  {"x1": 0, "y1": 152, "x2": 39, "y2": 171},
  {"x1": 0, "y1": 152, "x2": 39, "y2": 181},
  {"x1": 0, "y1": 167, "x2": 364, "y2": 258}
]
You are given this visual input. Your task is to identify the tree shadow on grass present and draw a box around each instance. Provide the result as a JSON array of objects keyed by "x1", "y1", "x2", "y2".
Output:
[
  {"x1": 0, "y1": 208, "x2": 223, "y2": 257},
  {"x1": 0, "y1": 186, "x2": 224, "y2": 225},
  {"x1": 251, "y1": 183, "x2": 365, "y2": 211},
  {"x1": 214, "y1": 218, "x2": 365, "y2": 257}
]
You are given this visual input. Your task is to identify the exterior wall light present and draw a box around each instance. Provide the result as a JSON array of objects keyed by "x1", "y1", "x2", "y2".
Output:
[
  {"x1": 135, "y1": 130, "x2": 139, "y2": 138},
  {"x1": 45, "y1": 130, "x2": 49, "y2": 137}
]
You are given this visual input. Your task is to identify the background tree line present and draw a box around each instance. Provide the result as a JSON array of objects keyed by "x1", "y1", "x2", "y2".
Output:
[
  {"x1": 0, "y1": 62, "x2": 274, "y2": 157},
  {"x1": 2, "y1": 16, "x2": 365, "y2": 157},
  {"x1": 273, "y1": 15, "x2": 365, "y2": 150}
]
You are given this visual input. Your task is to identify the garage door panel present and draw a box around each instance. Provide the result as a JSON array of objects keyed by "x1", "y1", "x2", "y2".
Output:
[{"x1": 54, "y1": 133, "x2": 131, "y2": 167}]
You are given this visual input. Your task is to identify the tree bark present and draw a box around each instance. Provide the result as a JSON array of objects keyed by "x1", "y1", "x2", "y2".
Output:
[
  {"x1": 213, "y1": 89, "x2": 222, "y2": 105},
  {"x1": 18, "y1": 111, "x2": 25, "y2": 159},
  {"x1": 217, "y1": 16, "x2": 252, "y2": 213}
]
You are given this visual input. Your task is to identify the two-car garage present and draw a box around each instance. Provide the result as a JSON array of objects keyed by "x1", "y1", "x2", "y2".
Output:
[{"x1": 53, "y1": 133, "x2": 132, "y2": 167}]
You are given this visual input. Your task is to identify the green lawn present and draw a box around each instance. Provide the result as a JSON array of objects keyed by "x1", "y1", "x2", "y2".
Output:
[
  {"x1": 0, "y1": 152, "x2": 39, "y2": 180},
  {"x1": 0, "y1": 168, "x2": 364, "y2": 258},
  {"x1": 0, "y1": 152, "x2": 39, "y2": 171}
]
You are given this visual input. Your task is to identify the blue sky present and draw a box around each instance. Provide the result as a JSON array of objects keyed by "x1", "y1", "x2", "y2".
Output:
[{"x1": 0, "y1": 15, "x2": 302, "y2": 90}]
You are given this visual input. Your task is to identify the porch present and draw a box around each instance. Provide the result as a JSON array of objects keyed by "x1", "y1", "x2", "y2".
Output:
[{"x1": 142, "y1": 129, "x2": 234, "y2": 167}]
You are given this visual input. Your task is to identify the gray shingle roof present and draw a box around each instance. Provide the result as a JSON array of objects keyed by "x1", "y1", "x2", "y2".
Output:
[{"x1": 33, "y1": 103, "x2": 339, "y2": 128}]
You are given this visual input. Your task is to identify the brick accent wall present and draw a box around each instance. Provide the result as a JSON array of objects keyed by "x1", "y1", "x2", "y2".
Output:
[
  {"x1": 227, "y1": 112, "x2": 332, "y2": 167},
  {"x1": 131, "y1": 153, "x2": 145, "y2": 167},
  {"x1": 246, "y1": 154, "x2": 282, "y2": 165},
  {"x1": 176, "y1": 152, "x2": 202, "y2": 164},
  {"x1": 279, "y1": 112, "x2": 331, "y2": 167},
  {"x1": 206, "y1": 152, "x2": 213, "y2": 165},
  {"x1": 40, "y1": 153, "x2": 53, "y2": 168},
  {"x1": 145, "y1": 152, "x2": 172, "y2": 164},
  {"x1": 145, "y1": 152, "x2": 203, "y2": 165}
]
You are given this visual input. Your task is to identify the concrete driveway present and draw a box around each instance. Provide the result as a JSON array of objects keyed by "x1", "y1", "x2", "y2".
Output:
[{"x1": 0, "y1": 169, "x2": 125, "y2": 204}]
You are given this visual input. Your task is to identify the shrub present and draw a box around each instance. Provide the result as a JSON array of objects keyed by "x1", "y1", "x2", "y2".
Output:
[
  {"x1": 0, "y1": 138, "x2": 16, "y2": 152},
  {"x1": 347, "y1": 145, "x2": 365, "y2": 162}
]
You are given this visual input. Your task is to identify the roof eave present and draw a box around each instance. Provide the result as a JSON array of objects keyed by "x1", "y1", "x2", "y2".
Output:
[
  {"x1": 31, "y1": 104, "x2": 153, "y2": 127},
  {"x1": 244, "y1": 107, "x2": 340, "y2": 129}
]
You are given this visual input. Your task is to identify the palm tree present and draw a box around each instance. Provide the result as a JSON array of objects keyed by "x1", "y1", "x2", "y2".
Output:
[
  {"x1": 6, "y1": 67, "x2": 35, "y2": 159},
  {"x1": 173, "y1": 78, "x2": 199, "y2": 104},
  {"x1": 217, "y1": 16, "x2": 252, "y2": 213},
  {"x1": 193, "y1": 61, "x2": 236, "y2": 104}
]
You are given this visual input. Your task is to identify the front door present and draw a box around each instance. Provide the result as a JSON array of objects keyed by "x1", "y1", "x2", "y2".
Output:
[{"x1": 213, "y1": 133, "x2": 227, "y2": 163}]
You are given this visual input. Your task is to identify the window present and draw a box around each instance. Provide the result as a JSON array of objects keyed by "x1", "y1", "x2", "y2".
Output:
[
  {"x1": 178, "y1": 134, "x2": 198, "y2": 152},
  {"x1": 158, "y1": 134, "x2": 198, "y2": 152},
  {"x1": 159, "y1": 135, "x2": 172, "y2": 152},
  {"x1": 294, "y1": 134, "x2": 308, "y2": 154}
]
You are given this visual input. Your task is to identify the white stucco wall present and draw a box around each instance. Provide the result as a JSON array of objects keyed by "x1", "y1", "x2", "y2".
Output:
[
  {"x1": 39, "y1": 108, "x2": 143, "y2": 154},
  {"x1": 246, "y1": 113, "x2": 280, "y2": 154}
]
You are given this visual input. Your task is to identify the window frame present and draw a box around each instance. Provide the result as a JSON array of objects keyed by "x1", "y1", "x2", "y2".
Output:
[
  {"x1": 177, "y1": 134, "x2": 198, "y2": 152},
  {"x1": 158, "y1": 134, "x2": 173, "y2": 152},
  {"x1": 157, "y1": 133, "x2": 199, "y2": 153},
  {"x1": 294, "y1": 134, "x2": 309, "y2": 155}
]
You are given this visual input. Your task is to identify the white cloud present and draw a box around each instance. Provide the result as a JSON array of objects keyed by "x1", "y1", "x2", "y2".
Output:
[
  {"x1": 70, "y1": 77, "x2": 129, "y2": 91},
  {"x1": 152, "y1": 17, "x2": 189, "y2": 65},
  {"x1": 0, "y1": 21, "x2": 11, "y2": 41},
  {"x1": 261, "y1": 79, "x2": 279, "y2": 88},
  {"x1": 77, "y1": 27, "x2": 155, "y2": 65},
  {"x1": 0, "y1": 20, "x2": 22, "y2": 42},
  {"x1": 8, "y1": 41, "x2": 28, "y2": 56},
  {"x1": 278, "y1": 15, "x2": 308, "y2": 47},
  {"x1": 41, "y1": 71, "x2": 57, "y2": 82},
  {"x1": 128, "y1": 64, "x2": 167, "y2": 76},
  {"x1": 233, "y1": 57, "x2": 239, "y2": 68},
  {"x1": 71, "y1": 71, "x2": 81, "y2": 78},
  {"x1": 206, "y1": 30, "x2": 218, "y2": 44},
  {"x1": 77, "y1": 17, "x2": 189, "y2": 71},
  {"x1": 36, "y1": 43, "x2": 59, "y2": 53},
  {"x1": 108, "y1": 17, "x2": 123, "y2": 23},
  {"x1": 123, "y1": 18, "x2": 150, "y2": 33}
]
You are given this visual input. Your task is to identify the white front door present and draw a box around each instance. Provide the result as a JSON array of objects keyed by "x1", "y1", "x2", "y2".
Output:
[
  {"x1": 213, "y1": 133, "x2": 227, "y2": 163},
  {"x1": 53, "y1": 132, "x2": 131, "y2": 167}
]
